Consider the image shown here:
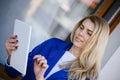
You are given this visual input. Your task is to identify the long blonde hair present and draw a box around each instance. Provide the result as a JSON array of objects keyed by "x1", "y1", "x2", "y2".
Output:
[{"x1": 68, "y1": 15, "x2": 109, "y2": 80}]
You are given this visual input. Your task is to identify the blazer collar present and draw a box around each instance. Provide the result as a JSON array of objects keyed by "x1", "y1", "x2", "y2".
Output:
[{"x1": 44, "y1": 42, "x2": 72, "y2": 77}]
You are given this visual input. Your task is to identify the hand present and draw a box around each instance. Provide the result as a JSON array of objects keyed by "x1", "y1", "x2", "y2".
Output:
[
  {"x1": 33, "y1": 55, "x2": 49, "y2": 80},
  {"x1": 5, "y1": 35, "x2": 18, "y2": 64}
]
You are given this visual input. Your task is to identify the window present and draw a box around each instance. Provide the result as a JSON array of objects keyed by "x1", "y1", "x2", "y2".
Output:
[{"x1": 23, "y1": 0, "x2": 103, "y2": 50}]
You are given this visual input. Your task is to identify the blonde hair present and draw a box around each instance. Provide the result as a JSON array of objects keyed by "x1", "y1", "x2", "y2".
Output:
[{"x1": 68, "y1": 15, "x2": 109, "y2": 80}]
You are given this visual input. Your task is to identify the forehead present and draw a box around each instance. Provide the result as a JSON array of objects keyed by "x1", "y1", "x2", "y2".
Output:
[{"x1": 82, "y1": 19, "x2": 95, "y2": 31}]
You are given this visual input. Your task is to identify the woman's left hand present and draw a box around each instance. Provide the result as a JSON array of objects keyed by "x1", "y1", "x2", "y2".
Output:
[{"x1": 33, "y1": 55, "x2": 49, "y2": 80}]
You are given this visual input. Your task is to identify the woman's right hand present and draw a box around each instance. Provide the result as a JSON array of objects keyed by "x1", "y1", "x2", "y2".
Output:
[
  {"x1": 33, "y1": 55, "x2": 49, "y2": 80},
  {"x1": 5, "y1": 35, "x2": 19, "y2": 64}
]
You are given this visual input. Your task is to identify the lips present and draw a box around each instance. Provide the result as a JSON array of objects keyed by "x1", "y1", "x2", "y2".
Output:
[{"x1": 75, "y1": 36, "x2": 83, "y2": 42}]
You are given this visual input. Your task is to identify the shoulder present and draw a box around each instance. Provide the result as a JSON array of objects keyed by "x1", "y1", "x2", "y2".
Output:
[
  {"x1": 46, "y1": 37, "x2": 65, "y2": 43},
  {"x1": 31, "y1": 38, "x2": 72, "y2": 53},
  {"x1": 31, "y1": 38, "x2": 68, "y2": 52},
  {"x1": 34, "y1": 38, "x2": 63, "y2": 47},
  {"x1": 48, "y1": 37, "x2": 72, "y2": 47},
  {"x1": 42, "y1": 37, "x2": 68, "y2": 46}
]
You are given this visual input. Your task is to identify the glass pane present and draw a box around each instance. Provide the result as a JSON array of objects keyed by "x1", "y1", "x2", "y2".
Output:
[{"x1": 23, "y1": 0, "x2": 103, "y2": 50}]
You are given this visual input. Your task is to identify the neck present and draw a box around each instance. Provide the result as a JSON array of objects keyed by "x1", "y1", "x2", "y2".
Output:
[{"x1": 69, "y1": 45, "x2": 82, "y2": 58}]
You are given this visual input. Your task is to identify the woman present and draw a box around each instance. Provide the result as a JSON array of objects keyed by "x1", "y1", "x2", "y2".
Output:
[{"x1": 5, "y1": 15, "x2": 109, "y2": 80}]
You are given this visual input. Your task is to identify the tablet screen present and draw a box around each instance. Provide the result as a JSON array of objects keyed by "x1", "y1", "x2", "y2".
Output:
[{"x1": 10, "y1": 19, "x2": 32, "y2": 76}]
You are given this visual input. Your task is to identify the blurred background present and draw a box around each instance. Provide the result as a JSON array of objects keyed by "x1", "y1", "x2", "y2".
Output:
[{"x1": 0, "y1": 0, "x2": 120, "y2": 80}]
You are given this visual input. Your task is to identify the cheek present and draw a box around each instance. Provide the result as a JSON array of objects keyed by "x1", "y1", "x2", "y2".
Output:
[
  {"x1": 73, "y1": 41, "x2": 83, "y2": 48},
  {"x1": 84, "y1": 35, "x2": 90, "y2": 43}
]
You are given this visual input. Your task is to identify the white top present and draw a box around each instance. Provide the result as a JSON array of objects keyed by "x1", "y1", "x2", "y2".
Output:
[{"x1": 45, "y1": 51, "x2": 76, "y2": 79}]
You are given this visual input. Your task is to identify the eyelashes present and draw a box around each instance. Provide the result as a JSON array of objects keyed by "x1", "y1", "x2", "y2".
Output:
[{"x1": 79, "y1": 25, "x2": 93, "y2": 36}]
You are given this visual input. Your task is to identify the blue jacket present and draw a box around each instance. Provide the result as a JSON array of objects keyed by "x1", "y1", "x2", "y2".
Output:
[{"x1": 5, "y1": 38, "x2": 90, "y2": 80}]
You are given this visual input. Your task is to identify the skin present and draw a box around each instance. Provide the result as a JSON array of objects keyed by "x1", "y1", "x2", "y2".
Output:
[
  {"x1": 5, "y1": 35, "x2": 18, "y2": 65},
  {"x1": 69, "y1": 19, "x2": 95, "y2": 57},
  {"x1": 5, "y1": 19, "x2": 94, "y2": 80},
  {"x1": 33, "y1": 55, "x2": 49, "y2": 80},
  {"x1": 5, "y1": 35, "x2": 48, "y2": 80}
]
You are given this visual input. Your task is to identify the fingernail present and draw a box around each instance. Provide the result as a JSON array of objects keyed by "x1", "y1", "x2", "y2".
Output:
[{"x1": 16, "y1": 40, "x2": 18, "y2": 42}]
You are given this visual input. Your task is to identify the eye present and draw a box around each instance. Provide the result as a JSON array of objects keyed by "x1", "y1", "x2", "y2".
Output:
[
  {"x1": 87, "y1": 31, "x2": 92, "y2": 36},
  {"x1": 79, "y1": 25, "x2": 84, "y2": 30}
]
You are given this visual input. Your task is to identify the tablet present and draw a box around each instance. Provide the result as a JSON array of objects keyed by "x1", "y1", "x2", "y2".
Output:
[{"x1": 10, "y1": 19, "x2": 32, "y2": 76}]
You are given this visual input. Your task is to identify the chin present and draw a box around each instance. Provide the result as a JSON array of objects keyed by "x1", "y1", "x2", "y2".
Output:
[{"x1": 73, "y1": 41, "x2": 83, "y2": 48}]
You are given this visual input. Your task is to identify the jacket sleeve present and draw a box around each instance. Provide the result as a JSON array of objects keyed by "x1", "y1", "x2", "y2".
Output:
[
  {"x1": 23, "y1": 38, "x2": 58, "y2": 79},
  {"x1": 4, "y1": 61, "x2": 21, "y2": 78},
  {"x1": 4, "y1": 38, "x2": 56, "y2": 79}
]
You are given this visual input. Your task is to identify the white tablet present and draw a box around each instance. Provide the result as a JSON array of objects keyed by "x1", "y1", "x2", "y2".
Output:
[{"x1": 10, "y1": 19, "x2": 32, "y2": 76}]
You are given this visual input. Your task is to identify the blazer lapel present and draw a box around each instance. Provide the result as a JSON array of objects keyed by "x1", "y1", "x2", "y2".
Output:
[
  {"x1": 47, "y1": 69, "x2": 68, "y2": 80},
  {"x1": 44, "y1": 42, "x2": 72, "y2": 78}
]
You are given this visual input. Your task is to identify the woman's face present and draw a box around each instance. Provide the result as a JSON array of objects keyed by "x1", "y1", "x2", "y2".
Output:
[{"x1": 73, "y1": 19, "x2": 95, "y2": 49}]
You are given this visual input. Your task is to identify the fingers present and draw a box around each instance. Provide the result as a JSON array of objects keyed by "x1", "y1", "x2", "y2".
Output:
[
  {"x1": 8, "y1": 35, "x2": 18, "y2": 43},
  {"x1": 33, "y1": 55, "x2": 48, "y2": 69},
  {"x1": 5, "y1": 35, "x2": 19, "y2": 55},
  {"x1": 33, "y1": 55, "x2": 42, "y2": 60},
  {"x1": 10, "y1": 35, "x2": 17, "y2": 39},
  {"x1": 42, "y1": 62, "x2": 49, "y2": 69},
  {"x1": 7, "y1": 38, "x2": 18, "y2": 43},
  {"x1": 34, "y1": 55, "x2": 49, "y2": 79}
]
